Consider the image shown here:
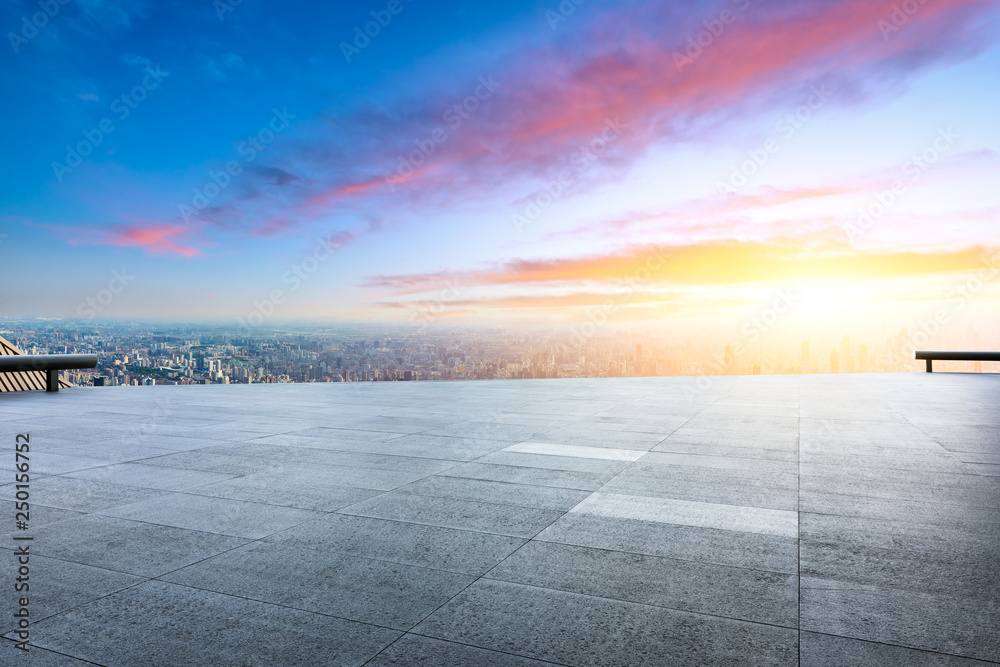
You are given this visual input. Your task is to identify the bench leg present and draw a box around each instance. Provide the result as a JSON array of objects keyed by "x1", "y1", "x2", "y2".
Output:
[
  {"x1": 925, "y1": 359, "x2": 933, "y2": 373},
  {"x1": 46, "y1": 369, "x2": 59, "y2": 392}
]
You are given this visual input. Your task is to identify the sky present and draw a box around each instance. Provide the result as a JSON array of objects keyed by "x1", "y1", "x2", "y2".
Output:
[{"x1": 2, "y1": 0, "x2": 999, "y2": 337}]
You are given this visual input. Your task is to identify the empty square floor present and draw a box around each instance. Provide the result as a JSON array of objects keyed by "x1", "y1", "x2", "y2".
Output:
[{"x1": 1, "y1": 373, "x2": 998, "y2": 665}]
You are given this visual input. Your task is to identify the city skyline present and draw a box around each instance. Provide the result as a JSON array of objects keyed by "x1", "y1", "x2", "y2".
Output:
[
  {"x1": 5, "y1": 317, "x2": 997, "y2": 390},
  {"x1": 3, "y1": 0, "x2": 1000, "y2": 340}
]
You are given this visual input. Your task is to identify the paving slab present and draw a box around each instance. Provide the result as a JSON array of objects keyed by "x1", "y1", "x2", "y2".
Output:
[
  {"x1": 25, "y1": 514, "x2": 249, "y2": 577},
  {"x1": 16, "y1": 580, "x2": 400, "y2": 666},
  {"x1": 264, "y1": 513, "x2": 525, "y2": 575},
  {"x1": 98, "y1": 491, "x2": 322, "y2": 538},
  {"x1": 486, "y1": 541, "x2": 798, "y2": 627},
  {"x1": 414, "y1": 578, "x2": 798, "y2": 666},
  {"x1": 161, "y1": 540, "x2": 475, "y2": 629},
  {"x1": 340, "y1": 492, "x2": 565, "y2": 538}
]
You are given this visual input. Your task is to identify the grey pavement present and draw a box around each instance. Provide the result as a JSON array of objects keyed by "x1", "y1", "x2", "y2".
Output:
[{"x1": 0, "y1": 373, "x2": 997, "y2": 665}]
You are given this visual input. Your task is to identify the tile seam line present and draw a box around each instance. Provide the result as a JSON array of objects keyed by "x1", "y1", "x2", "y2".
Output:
[
  {"x1": 436, "y1": 577, "x2": 802, "y2": 633},
  {"x1": 527, "y1": 535, "x2": 798, "y2": 576},
  {"x1": 798, "y1": 629, "x2": 1000, "y2": 665},
  {"x1": 362, "y1": 632, "x2": 575, "y2": 667},
  {"x1": 0, "y1": 637, "x2": 108, "y2": 666},
  {"x1": 156, "y1": 528, "x2": 505, "y2": 580},
  {"x1": 478, "y1": 572, "x2": 798, "y2": 630},
  {"x1": 797, "y1": 376, "x2": 802, "y2": 667},
  {"x1": 8, "y1": 526, "x2": 798, "y2": 582},
  {"x1": 111, "y1": 578, "x2": 414, "y2": 634}
]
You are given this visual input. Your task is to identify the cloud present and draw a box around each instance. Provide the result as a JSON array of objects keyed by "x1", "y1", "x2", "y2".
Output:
[
  {"x1": 78, "y1": 0, "x2": 151, "y2": 28},
  {"x1": 61, "y1": 223, "x2": 201, "y2": 257},
  {"x1": 298, "y1": 0, "x2": 996, "y2": 207},
  {"x1": 568, "y1": 184, "x2": 865, "y2": 238},
  {"x1": 363, "y1": 239, "x2": 998, "y2": 295},
  {"x1": 121, "y1": 54, "x2": 153, "y2": 69},
  {"x1": 72, "y1": 0, "x2": 998, "y2": 250},
  {"x1": 380, "y1": 291, "x2": 684, "y2": 311},
  {"x1": 199, "y1": 51, "x2": 249, "y2": 82}
]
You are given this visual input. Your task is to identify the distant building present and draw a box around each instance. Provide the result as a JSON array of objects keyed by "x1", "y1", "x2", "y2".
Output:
[
  {"x1": 830, "y1": 349, "x2": 840, "y2": 374},
  {"x1": 725, "y1": 345, "x2": 736, "y2": 375}
]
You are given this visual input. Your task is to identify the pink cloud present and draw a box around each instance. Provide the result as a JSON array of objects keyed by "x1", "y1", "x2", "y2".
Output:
[
  {"x1": 166, "y1": 0, "x2": 1000, "y2": 241},
  {"x1": 110, "y1": 225, "x2": 200, "y2": 257},
  {"x1": 290, "y1": 0, "x2": 997, "y2": 216},
  {"x1": 62, "y1": 223, "x2": 201, "y2": 258}
]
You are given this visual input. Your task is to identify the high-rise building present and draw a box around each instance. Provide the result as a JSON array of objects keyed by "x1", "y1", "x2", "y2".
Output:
[
  {"x1": 725, "y1": 345, "x2": 736, "y2": 375},
  {"x1": 830, "y1": 349, "x2": 840, "y2": 373},
  {"x1": 801, "y1": 341, "x2": 809, "y2": 368},
  {"x1": 859, "y1": 344, "x2": 869, "y2": 372}
]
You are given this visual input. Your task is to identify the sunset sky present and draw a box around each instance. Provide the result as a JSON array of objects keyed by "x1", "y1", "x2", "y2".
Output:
[{"x1": 2, "y1": 0, "x2": 999, "y2": 333}]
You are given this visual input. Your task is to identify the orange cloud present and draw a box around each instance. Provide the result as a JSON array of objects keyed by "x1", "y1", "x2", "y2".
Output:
[{"x1": 364, "y1": 240, "x2": 997, "y2": 294}]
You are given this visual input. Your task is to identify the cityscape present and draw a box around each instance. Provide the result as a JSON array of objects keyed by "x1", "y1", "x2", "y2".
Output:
[{"x1": 4, "y1": 317, "x2": 997, "y2": 388}]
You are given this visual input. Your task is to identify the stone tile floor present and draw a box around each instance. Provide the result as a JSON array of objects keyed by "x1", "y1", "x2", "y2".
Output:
[{"x1": 0, "y1": 373, "x2": 997, "y2": 665}]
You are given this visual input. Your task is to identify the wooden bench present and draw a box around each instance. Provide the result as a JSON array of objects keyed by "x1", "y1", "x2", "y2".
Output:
[
  {"x1": 0, "y1": 354, "x2": 98, "y2": 392},
  {"x1": 914, "y1": 351, "x2": 1000, "y2": 373}
]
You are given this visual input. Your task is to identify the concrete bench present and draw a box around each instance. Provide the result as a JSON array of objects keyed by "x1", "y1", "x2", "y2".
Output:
[
  {"x1": 915, "y1": 351, "x2": 1000, "y2": 373},
  {"x1": 0, "y1": 354, "x2": 98, "y2": 392}
]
